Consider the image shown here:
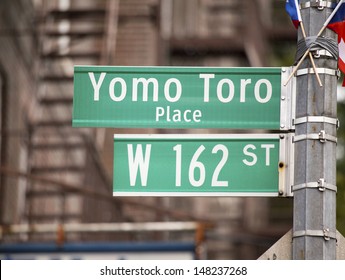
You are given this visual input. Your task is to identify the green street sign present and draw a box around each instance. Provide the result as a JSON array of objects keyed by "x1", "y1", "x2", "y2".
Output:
[
  {"x1": 113, "y1": 134, "x2": 293, "y2": 196},
  {"x1": 73, "y1": 66, "x2": 292, "y2": 130}
]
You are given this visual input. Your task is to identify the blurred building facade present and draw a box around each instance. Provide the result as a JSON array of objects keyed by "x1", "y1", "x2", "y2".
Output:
[{"x1": 0, "y1": 0, "x2": 295, "y2": 259}]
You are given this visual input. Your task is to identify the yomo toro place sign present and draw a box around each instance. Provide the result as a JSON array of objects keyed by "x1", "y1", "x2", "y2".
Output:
[{"x1": 73, "y1": 66, "x2": 292, "y2": 130}]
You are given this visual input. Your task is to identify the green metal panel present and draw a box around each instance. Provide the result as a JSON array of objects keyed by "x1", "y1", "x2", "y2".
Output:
[
  {"x1": 113, "y1": 134, "x2": 286, "y2": 196},
  {"x1": 73, "y1": 66, "x2": 283, "y2": 129}
]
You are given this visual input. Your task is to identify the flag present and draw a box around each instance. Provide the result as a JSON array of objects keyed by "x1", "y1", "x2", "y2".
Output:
[
  {"x1": 286, "y1": 0, "x2": 301, "y2": 28},
  {"x1": 327, "y1": 1, "x2": 345, "y2": 85}
]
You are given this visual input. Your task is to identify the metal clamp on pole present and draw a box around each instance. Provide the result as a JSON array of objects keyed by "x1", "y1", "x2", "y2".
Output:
[
  {"x1": 312, "y1": 49, "x2": 334, "y2": 58},
  {"x1": 292, "y1": 178, "x2": 337, "y2": 193},
  {"x1": 296, "y1": 67, "x2": 340, "y2": 78},
  {"x1": 299, "y1": 0, "x2": 338, "y2": 10},
  {"x1": 293, "y1": 116, "x2": 339, "y2": 128},
  {"x1": 293, "y1": 130, "x2": 337, "y2": 143},
  {"x1": 293, "y1": 229, "x2": 337, "y2": 241}
]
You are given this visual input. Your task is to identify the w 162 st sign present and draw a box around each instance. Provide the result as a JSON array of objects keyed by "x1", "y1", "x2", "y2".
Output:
[
  {"x1": 73, "y1": 66, "x2": 292, "y2": 130},
  {"x1": 113, "y1": 134, "x2": 293, "y2": 196}
]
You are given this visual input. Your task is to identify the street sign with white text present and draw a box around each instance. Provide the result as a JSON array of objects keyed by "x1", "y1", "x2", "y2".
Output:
[
  {"x1": 113, "y1": 134, "x2": 293, "y2": 196},
  {"x1": 73, "y1": 66, "x2": 292, "y2": 130}
]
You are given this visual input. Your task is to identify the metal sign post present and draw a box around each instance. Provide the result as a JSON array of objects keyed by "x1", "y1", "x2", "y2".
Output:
[{"x1": 292, "y1": 2, "x2": 338, "y2": 259}]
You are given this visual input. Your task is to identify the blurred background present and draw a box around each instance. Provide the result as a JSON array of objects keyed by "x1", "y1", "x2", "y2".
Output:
[{"x1": 0, "y1": 0, "x2": 344, "y2": 260}]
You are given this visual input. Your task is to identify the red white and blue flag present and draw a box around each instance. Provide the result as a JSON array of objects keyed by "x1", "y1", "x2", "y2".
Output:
[
  {"x1": 326, "y1": 1, "x2": 345, "y2": 84},
  {"x1": 286, "y1": 0, "x2": 345, "y2": 85},
  {"x1": 285, "y1": 0, "x2": 301, "y2": 28}
]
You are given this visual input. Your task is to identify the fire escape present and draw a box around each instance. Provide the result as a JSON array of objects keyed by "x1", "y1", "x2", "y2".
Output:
[{"x1": 25, "y1": 0, "x2": 116, "y2": 233}]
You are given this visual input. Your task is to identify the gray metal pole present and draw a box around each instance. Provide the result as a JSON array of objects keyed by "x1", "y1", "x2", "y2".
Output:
[{"x1": 293, "y1": 1, "x2": 338, "y2": 259}]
